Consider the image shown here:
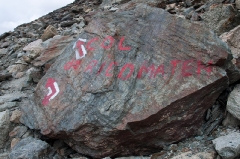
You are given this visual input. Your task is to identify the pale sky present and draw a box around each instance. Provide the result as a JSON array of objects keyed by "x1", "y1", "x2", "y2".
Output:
[{"x1": 0, "y1": 0, "x2": 74, "y2": 35}]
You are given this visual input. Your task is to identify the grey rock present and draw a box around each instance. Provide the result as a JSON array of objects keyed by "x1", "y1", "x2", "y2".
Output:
[
  {"x1": 60, "y1": 20, "x2": 76, "y2": 27},
  {"x1": 1, "y1": 41, "x2": 10, "y2": 48},
  {"x1": 9, "y1": 126, "x2": 28, "y2": 138},
  {"x1": 0, "y1": 92, "x2": 26, "y2": 105},
  {"x1": 1, "y1": 76, "x2": 29, "y2": 91},
  {"x1": 0, "y1": 48, "x2": 7, "y2": 55},
  {"x1": 222, "y1": 112, "x2": 240, "y2": 127},
  {"x1": 236, "y1": 0, "x2": 240, "y2": 9},
  {"x1": 9, "y1": 137, "x2": 56, "y2": 159},
  {"x1": 226, "y1": 84, "x2": 240, "y2": 120},
  {"x1": 212, "y1": 132, "x2": 240, "y2": 159},
  {"x1": 0, "y1": 32, "x2": 11, "y2": 41},
  {"x1": 201, "y1": 4, "x2": 240, "y2": 35},
  {"x1": 0, "y1": 102, "x2": 17, "y2": 112},
  {"x1": 0, "y1": 153, "x2": 10, "y2": 159},
  {"x1": 0, "y1": 110, "x2": 10, "y2": 149},
  {"x1": 21, "y1": 3, "x2": 233, "y2": 158},
  {"x1": 0, "y1": 72, "x2": 12, "y2": 82},
  {"x1": 116, "y1": 157, "x2": 150, "y2": 159}
]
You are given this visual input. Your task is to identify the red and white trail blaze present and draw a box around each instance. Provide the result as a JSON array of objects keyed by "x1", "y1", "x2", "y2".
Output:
[{"x1": 42, "y1": 78, "x2": 60, "y2": 106}]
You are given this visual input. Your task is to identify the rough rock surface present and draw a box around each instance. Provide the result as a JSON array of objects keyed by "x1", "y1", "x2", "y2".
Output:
[
  {"x1": 201, "y1": 3, "x2": 240, "y2": 35},
  {"x1": 20, "y1": 3, "x2": 234, "y2": 158},
  {"x1": 220, "y1": 25, "x2": 240, "y2": 70},
  {"x1": 226, "y1": 84, "x2": 240, "y2": 120},
  {"x1": 212, "y1": 132, "x2": 240, "y2": 159},
  {"x1": 0, "y1": 110, "x2": 10, "y2": 149},
  {"x1": 170, "y1": 151, "x2": 216, "y2": 159},
  {"x1": 9, "y1": 137, "x2": 56, "y2": 159}
]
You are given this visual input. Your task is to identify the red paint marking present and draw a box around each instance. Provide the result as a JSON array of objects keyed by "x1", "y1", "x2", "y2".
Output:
[
  {"x1": 86, "y1": 37, "x2": 99, "y2": 51},
  {"x1": 171, "y1": 60, "x2": 181, "y2": 75},
  {"x1": 105, "y1": 61, "x2": 118, "y2": 77},
  {"x1": 154, "y1": 64, "x2": 164, "y2": 78},
  {"x1": 101, "y1": 36, "x2": 115, "y2": 49},
  {"x1": 197, "y1": 60, "x2": 213, "y2": 75},
  {"x1": 148, "y1": 64, "x2": 156, "y2": 78},
  {"x1": 85, "y1": 60, "x2": 98, "y2": 73},
  {"x1": 97, "y1": 62, "x2": 106, "y2": 75},
  {"x1": 118, "y1": 37, "x2": 131, "y2": 51},
  {"x1": 118, "y1": 63, "x2": 135, "y2": 80},
  {"x1": 182, "y1": 60, "x2": 193, "y2": 77},
  {"x1": 42, "y1": 78, "x2": 58, "y2": 106},
  {"x1": 64, "y1": 59, "x2": 81, "y2": 70},
  {"x1": 76, "y1": 40, "x2": 85, "y2": 57}
]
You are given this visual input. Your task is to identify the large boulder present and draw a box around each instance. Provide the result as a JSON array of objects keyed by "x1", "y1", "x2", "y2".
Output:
[{"x1": 21, "y1": 3, "x2": 234, "y2": 158}]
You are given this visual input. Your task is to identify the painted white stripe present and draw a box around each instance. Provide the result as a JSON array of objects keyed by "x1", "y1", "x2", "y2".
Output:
[
  {"x1": 81, "y1": 45, "x2": 87, "y2": 57},
  {"x1": 49, "y1": 82, "x2": 60, "y2": 101},
  {"x1": 76, "y1": 50, "x2": 81, "y2": 59},
  {"x1": 47, "y1": 87, "x2": 52, "y2": 96},
  {"x1": 78, "y1": 38, "x2": 87, "y2": 42}
]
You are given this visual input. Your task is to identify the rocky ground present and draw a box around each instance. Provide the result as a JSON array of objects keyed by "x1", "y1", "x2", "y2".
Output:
[{"x1": 1, "y1": 0, "x2": 240, "y2": 158}]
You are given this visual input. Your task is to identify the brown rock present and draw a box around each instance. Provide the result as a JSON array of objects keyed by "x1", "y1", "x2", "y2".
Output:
[
  {"x1": 41, "y1": 25, "x2": 58, "y2": 42},
  {"x1": 33, "y1": 35, "x2": 73, "y2": 67},
  {"x1": 7, "y1": 64, "x2": 27, "y2": 74},
  {"x1": 236, "y1": 0, "x2": 240, "y2": 9},
  {"x1": 10, "y1": 110, "x2": 22, "y2": 123},
  {"x1": 21, "y1": 3, "x2": 233, "y2": 158},
  {"x1": 11, "y1": 138, "x2": 20, "y2": 149}
]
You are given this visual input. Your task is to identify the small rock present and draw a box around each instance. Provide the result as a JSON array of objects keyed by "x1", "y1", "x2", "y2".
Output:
[
  {"x1": 10, "y1": 110, "x2": 22, "y2": 123},
  {"x1": 41, "y1": 25, "x2": 58, "y2": 42},
  {"x1": 116, "y1": 157, "x2": 150, "y2": 159},
  {"x1": 9, "y1": 137, "x2": 56, "y2": 159},
  {"x1": 222, "y1": 112, "x2": 240, "y2": 127},
  {"x1": 0, "y1": 152, "x2": 10, "y2": 159},
  {"x1": 0, "y1": 92, "x2": 26, "y2": 105},
  {"x1": 212, "y1": 132, "x2": 240, "y2": 159},
  {"x1": 11, "y1": 138, "x2": 20, "y2": 149},
  {"x1": 109, "y1": 7, "x2": 119, "y2": 12},
  {"x1": 60, "y1": 20, "x2": 76, "y2": 27},
  {"x1": 1, "y1": 41, "x2": 10, "y2": 48},
  {"x1": 0, "y1": 110, "x2": 10, "y2": 149},
  {"x1": 0, "y1": 48, "x2": 7, "y2": 55},
  {"x1": 85, "y1": 8, "x2": 92, "y2": 13},
  {"x1": 0, "y1": 72, "x2": 12, "y2": 82},
  {"x1": 236, "y1": 0, "x2": 240, "y2": 9},
  {"x1": 0, "y1": 102, "x2": 17, "y2": 112},
  {"x1": 9, "y1": 126, "x2": 28, "y2": 138},
  {"x1": 171, "y1": 151, "x2": 216, "y2": 159},
  {"x1": 22, "y1": 55, "x2": 32, "y2": 63},
  {"x1": 7, "y1": 64, "x2": 27, "y2": 74},
  {"x1": 23, "y1": 39, "x2": 43, "y2": 52},
  {"x1": 26, "y1": 67, "x2": 42, "y2": 83},
  {"x1": 226, "y1": 84, "x2": 240, "y2": 120}
]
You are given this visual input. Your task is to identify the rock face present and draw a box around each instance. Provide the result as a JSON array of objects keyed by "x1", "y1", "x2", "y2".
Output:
[
  {"x1": 9, "y1": 137, "x2": 56, "y2": 159},
  {"x1": 212, "y1": 132, "x2": 240, "y2": 159},
  {"x1": 226, "y1": 84, "x2": 240, "y2": 120},
  {"x1": 220, "y1": 25, "x2": 240, "y2": 70},
  {"x1": 21, "y1": 3, "x2": 233, "y2": 158},
  {"x1": 0, "y1": 110, "x2": 10, "y2": 149}
]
